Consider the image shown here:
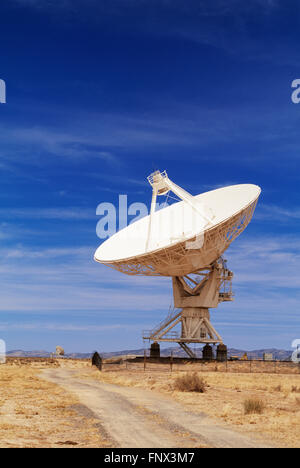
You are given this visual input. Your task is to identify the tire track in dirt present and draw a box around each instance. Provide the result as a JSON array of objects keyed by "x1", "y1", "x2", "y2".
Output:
[{"x1": 42, "y1": 369, "x2": 273, "y2": 448}]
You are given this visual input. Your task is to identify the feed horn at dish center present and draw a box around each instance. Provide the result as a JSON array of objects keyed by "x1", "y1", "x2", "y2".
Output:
[{"x1": 94, "y1": 170, "x2": 261, "y2": 358}]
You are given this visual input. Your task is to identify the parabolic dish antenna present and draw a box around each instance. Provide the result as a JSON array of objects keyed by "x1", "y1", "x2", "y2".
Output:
[{"x1": 95, "y1": 170, "x2": 261, "y2": 358}]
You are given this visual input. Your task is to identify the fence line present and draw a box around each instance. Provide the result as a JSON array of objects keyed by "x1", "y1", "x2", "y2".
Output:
[{"x1": 101, "y1": 358, "x2": 300, "y2": 375}]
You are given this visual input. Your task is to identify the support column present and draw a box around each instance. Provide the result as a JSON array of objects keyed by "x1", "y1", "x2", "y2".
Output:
[
  {"x1": 202, "y1": 344, "x2": 213, "y2": 360},
  {"x1": 150, "y1": 342, "x2": 160, "y2": 358},
  {"x1": 181, "y1": 307, "x2": 221, "y2": 342},
  {"x1": 217, "y1": 344, "x2": 228, "y2": 362}
]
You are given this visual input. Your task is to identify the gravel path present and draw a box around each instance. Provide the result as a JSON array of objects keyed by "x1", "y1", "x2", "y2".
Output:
[{"x1": 41, "y1": 369, "x2": 273, "y2": 448}]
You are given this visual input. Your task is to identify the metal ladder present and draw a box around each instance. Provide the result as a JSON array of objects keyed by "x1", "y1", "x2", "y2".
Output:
[{"x1": 178, "y1": 342, "x2": 197, "y2": 359}]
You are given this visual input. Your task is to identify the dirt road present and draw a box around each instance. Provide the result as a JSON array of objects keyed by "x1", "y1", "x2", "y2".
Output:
[{"x1": 42, "y1": 369, "x2": 273, "y2": 448}]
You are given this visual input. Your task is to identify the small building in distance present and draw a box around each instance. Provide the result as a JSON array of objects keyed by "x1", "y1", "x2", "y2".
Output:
[{"x1": 263, "y1": 353, "x2": 273, "y2": 361}]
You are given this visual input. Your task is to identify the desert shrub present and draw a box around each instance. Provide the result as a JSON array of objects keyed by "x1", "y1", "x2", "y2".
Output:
[
  {"x1": 291, "y1": 386, "x2": 300, "y2": 393},
  {"x1": 174, "y1": 372, "x2": 206, "y2": 393},
  {"x1": 243, "y1": 398, "x2": 265, "y2": 415},
  {"x1": 273, "y1": 385, "x2": 282, "y2": 392}
]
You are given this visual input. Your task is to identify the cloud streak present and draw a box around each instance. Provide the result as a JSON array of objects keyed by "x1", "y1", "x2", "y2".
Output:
[
  {"x1": 0, "y1": 231, "x2": 299, "y2": 350},
  {"x1": 0, "y1": 207, "x2": 96, "y2": 221},
  {"x1": 2, "y1": 101, "x2": 300, "y2": 177},
  {"x1": 256, "y1": 204, "x2": 300, "y2": 222}
]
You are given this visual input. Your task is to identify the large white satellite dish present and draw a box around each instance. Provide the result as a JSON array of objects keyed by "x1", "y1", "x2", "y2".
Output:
[{"x1": 95, "y1": 170, "x2": 261, "y2": 358}]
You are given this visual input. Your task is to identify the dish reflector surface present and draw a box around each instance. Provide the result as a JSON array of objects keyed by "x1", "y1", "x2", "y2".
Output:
[{"x1": 95, "y1": 184, "x2": 260, "y2": 276}]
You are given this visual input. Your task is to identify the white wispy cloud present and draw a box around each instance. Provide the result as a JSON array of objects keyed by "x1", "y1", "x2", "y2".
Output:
[
  {"x1": 8, "y1": 126, "x2": 118, "y2": 163},
  {"x1": 0, "y1": 233, "x2": 299, "y2": 316},
  {"x1": 0, "y1": 232, "x2": 299, "y2": 349},
  {"x1": 1, "y1": 103, "x2": 296, "y2": 175},
  {"x1": 0, "y1": 322, "x2": 141, "y2": 332},
  {"x1": 227, "y1": 235, "x2": 300, "y2": 289},
  {"x1": 0, "y1": 243, "x2": 171, "y2": 313},
  {"x1": 0, "y1": 207, "x2": 95, "y2": 221},
  {"x1": 1, "y1": 246, "x2": 92, "y2": 260},
  {"x1": 256, "y1": 204, "x2": 300, "y2": 222}
]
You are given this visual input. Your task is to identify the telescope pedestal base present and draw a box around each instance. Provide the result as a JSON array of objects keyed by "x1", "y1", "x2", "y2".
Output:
[
  {"x1": 181, "y1": 307, "x2": 223, "y2": 344},
  {"x1": 142, "y1": 262, "x2": 232, "y2": 358},
  {"x1": 143, "y1": 307, "x2": 224, "y2": 358}
]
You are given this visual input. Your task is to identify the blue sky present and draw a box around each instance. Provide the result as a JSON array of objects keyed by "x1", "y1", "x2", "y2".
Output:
[{"x1": 0, "y1": 0, "x2": 300, "y2": 353}]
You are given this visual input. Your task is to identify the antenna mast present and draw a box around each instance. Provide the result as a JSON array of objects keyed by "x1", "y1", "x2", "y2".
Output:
[{"x1": 146, "y1": 170, "x2": 214, "y2": 252}]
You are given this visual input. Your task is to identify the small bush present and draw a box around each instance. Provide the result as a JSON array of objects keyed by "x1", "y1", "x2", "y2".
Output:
[
  {"x1": 291, "y1": 386, "x2": 300, "y2": 393},
  {"x1": 273, "y1": 385, "x2": 282, "y2": 392},
  {"x1": 243, "y1": 398, "x2": 265, "y2": 415},
  {"x1": 174, "y1": 372, "x2": 206, "y2": 393}
]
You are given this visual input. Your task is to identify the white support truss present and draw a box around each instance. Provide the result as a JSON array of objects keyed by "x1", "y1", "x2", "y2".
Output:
[
  {"x1": 146, "y1": 170, "x2": 214, "y2": 253},
  {"x1": 143, "y1": 258, "x2": 234, "y2": 355}
]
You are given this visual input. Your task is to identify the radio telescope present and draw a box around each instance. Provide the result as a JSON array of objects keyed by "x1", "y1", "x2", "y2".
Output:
[
  {"x1": 95, "y1": 170, "x2": 261, "y2": 358},
  {"x1": 55, "y1": 346, "x2": 65, "y2": 357}
]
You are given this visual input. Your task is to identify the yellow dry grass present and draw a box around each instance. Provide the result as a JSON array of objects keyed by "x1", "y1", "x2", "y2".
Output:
[
  {"x1": 0, "y1": 364, "x2": 108, "y2": 448},
  {"x1": 81, "y1": 366, "x2": 300, "y2": 448}
]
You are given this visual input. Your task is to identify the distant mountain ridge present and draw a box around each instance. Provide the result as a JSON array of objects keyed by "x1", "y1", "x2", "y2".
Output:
[{"x1": 7, "y1": 347, "x2": 293, "y2": 361}]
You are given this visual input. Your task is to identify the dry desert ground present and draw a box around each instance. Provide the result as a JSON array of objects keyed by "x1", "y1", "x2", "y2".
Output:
[
  {"x1": 0, "y1": 357, "x2": 299, "y2": 448},
  {"x1": 0, "y1": 359, "x2": 108, "y2": 448}
]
